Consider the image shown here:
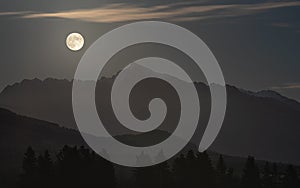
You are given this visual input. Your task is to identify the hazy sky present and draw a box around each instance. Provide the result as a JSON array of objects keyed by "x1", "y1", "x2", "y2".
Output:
[{"x1": 0, "y1": 0, "x2": 300, "y2": 101}]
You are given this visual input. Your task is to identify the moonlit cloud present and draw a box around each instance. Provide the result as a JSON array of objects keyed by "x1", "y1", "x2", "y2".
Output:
[
  {"x1": 21, "y1": 3, "x2": 236, "y2": 23},
  {"x1": 245, "y1": 1, "x2": 300, "y2": 10},
  {"x1": 0, "y1": 1, "x2": 298, "y2": 23},
  {"x1": 0, "y1": 11, "x2": 31, "y2": 16},
  {"x1": 271, "y1": 83, "x2": 300, "y2": 90}
]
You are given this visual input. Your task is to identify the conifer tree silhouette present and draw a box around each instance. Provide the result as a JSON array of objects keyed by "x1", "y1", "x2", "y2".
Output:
[
  {"x1": 216, "y1": 154, "x2": 227, "y2": 188},
  {"x1": 20, "y1": 146, "x2": 38, "y2": 187},
  {"x1": 262, "y1": 162, "x2": 273, "y2": 188},
  {"x1": 37, "y1": 150, "x2": 53, "y2": 175},
  {"x1": 173, "y1": 154, "x2": 186, "y2": 188},
  {"x1": 134, "y1": 166, "x2": 155, "y2": 188},
  {"x1": 271, "y1": 163, "x2": 278, "y2": 187},
  {"x1": 242, "y1": 156, "x2": 261, "y2": 188},
  {"x1": 154, "y1": 161, "x2": 172, "y2": 188},
  {"x1": 22, "y1": 146, "x2": 37, "y2": 175},
  {"x1": 217, "y1": 154, "x2": 227, "y2": 175},
  {"x1": 225, "y1": 167, "x2": 239, "y2": 188},
  {"x1": 153, "y1": 150, "x2": 172, "y2": 188},
  {"x1": 55, "y1": 145, "x2": 116, "y2": 188},
  {"x1": 197, "y1": 151, "x2": 216, "y2": 188},
  {"x1": 18, "y1": 145, "x2": 300, "y2": 188},
  {"x1": 185, "y1": 150, "x2": 199, "y2": 187},
  {"x1": 283, "y1": 165, "x2": 299, "y2": 188},
  {"x1": 173, "y1": 150, "x2": 216, "y2": 188},
  {"x1": 37, "y1": 150, "x2": 53, "y2": 187}
]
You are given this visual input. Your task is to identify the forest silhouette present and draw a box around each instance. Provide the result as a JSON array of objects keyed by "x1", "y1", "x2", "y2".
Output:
[{"x1": 18, "y1": 145, "x2": 299, "y2": 188}]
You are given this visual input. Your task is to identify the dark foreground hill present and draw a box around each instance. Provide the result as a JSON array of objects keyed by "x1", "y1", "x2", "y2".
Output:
[
  {"x1": 0, "y1": 108, "x2": 85, "y2": 175},
  {"x1": 0, "y1": 107, "x2": 299, "y2": 187}
]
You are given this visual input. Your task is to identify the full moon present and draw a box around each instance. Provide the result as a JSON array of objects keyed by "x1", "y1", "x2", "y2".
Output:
[{"x1": 66, "y1": 32, "x2": 84, "y2": 51}]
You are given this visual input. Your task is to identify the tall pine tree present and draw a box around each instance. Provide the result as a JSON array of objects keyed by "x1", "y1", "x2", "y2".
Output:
[
  {"x1": 20, "y1": 146, "x2": 38, "y2": 187},
  {"x1": 283, "y1": 165, "x2": 299, "y2": 188},
  {"x1": 262, "y1": 162, "x2": 273, "y2": 188},
  {"x1": 241, "y1": 156, "x2": 261, "y2": 188}
]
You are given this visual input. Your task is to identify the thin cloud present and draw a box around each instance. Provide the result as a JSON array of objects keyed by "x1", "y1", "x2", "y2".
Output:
[
  {"x1": 245, "y1": 1, "x2": 300, "y2": 10},
  {"x1": 1, "y1": 1, "x2": 300, "y2": 23},
  {"x1": 0, "y1": 11, "x2": 31, "y2": 16},
  {"x1": 21, "y1": 3, "x2": 236, "y2": 23},
  {"x1": 271, "y1": 83, "x2": 300, "y2": 90},
  {"x1": 271, "y1": 22, "x2": 291, "y2": 28}
]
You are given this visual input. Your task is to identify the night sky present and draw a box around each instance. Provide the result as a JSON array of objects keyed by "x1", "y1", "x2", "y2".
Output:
[{"x1": 0, "y1": 0, "x2": 300, "y2": 101}]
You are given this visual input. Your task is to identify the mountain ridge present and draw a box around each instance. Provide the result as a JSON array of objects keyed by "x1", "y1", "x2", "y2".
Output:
[{"x1": 0, "y1": 70, "x2": 299, "y2": 165}]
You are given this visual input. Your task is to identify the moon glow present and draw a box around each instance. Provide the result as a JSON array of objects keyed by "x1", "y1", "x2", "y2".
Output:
[{"x1": 66, "y1": 32, "x2": 84, "y2": 51}]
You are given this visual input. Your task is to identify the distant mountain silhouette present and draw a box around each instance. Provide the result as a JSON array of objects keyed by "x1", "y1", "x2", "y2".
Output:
[
  {"x1": 0, "y1": 64, "x2": 300, "y2": 165},
  {"x1": 212, "y1": 85, "x2": 300, "y2": 165},
  {"x1": 0, "y1": 78, "x2": 75, "y2": 129},
  {"x1": 239, "y1": 89, "x2": 300, "y2": 112}
]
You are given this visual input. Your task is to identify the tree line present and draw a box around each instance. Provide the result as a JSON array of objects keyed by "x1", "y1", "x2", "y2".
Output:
[
  {"x1": 20, "y1": 146, "x2": 115, "y2": 188},
  {"x1": 19, "y1": 145, "x2": 299, "y2": 188}
]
